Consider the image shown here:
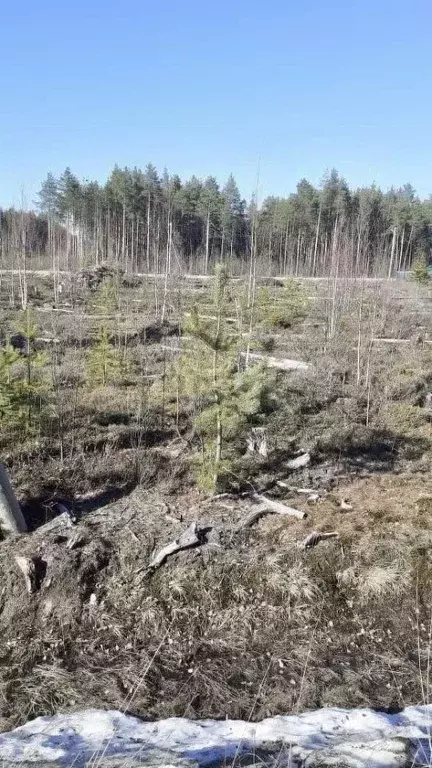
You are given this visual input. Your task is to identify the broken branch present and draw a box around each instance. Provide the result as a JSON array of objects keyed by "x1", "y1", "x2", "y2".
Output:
[{"x1": 148, "y1": 522, "x2": 205, "y2": 570}]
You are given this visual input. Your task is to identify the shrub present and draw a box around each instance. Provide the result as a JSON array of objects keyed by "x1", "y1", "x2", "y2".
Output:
[
  {"x1": 86, "y1": 327, "x2": 123, "y2": 387},
  {"x1": 411, "y1": 257, "x2": 430, "y2": 285}
]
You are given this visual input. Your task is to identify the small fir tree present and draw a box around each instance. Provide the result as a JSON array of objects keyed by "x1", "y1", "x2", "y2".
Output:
[
  {"x1": 0, "y1": 312, "x2": 51, "y2": 436},
  {"x1": 171, "y1": 265, "x2": 273, "y2": 491},
  {"x1": 86, "y1": 326, "x2": 123, "y2": 387},
  {"x1": 412, "y1": 257, "x2": 430, "y2": 285}
]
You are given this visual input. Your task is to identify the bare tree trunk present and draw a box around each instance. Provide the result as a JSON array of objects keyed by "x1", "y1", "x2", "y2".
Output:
[
  {"x1": 295, "y1": 231, "x2": 301, "y2": 275},
  {"x1": 397, "y1": 226, "x2": 405, "y2": 272},
  {"x1": 204, "y1": 208, "x2": 210, "y2": 274},
  {"x1": 0, "y1": 464, "x2": 27, "y2": 536},
  {"x1": 312, "y1": 204, "x2": 321, "y2": 276},
  {"x1": 130, "y1": 217, "x2": 135, "y2": 275},
  {"x1": 146, "y1": 194, "x2": 151, "y2": 272},
  {"x1": 122, "y1": 201, "x2": 126, "y2": 269},
  {"x1": 18, "y1": 198, "x2": 27, "y2": 310},
  {"x1": 388, "y1": 226, "x2": 397, "y2": 278},
  {"x1": 283, "y1": 218, "x2": 289, "y2": 275},
  {"x1": 161, "y1": 219, "x2": 172, "y2": 324}
]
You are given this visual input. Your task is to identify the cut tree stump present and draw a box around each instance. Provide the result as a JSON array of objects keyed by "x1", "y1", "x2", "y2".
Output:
[{"x1": 0, "y1": 464, "x2": 27, "y2": 537}]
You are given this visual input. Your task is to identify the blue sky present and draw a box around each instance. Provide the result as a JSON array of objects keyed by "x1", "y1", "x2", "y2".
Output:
[{"x1": 1, "y1": 0, "x2": 431, "y2": 207}]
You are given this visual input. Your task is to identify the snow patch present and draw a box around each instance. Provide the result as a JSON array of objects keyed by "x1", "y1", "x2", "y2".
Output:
[{"x1": 0, "y1": 706, "x2": 431, "y2": 767}]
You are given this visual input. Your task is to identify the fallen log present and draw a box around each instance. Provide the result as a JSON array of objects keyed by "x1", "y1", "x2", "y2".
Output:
[
  {"x1": 243, "y1": 352, "x2": 309, "y2": 372},
  {"x1": 148, "y1": 522, "x2": 205, "y2": 570},
  {"x1": 158, "y1": 346, "x2": 310, "y2": 372}
]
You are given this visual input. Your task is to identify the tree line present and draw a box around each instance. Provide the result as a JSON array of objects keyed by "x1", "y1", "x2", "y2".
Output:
[{"x1": 1, "y1": 165, "x2": 431, "y2": 277}]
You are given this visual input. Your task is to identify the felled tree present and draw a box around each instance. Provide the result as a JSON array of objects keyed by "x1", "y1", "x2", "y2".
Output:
[{"x1": 174, "y1": 265, "x2": 273, "y2": 491}]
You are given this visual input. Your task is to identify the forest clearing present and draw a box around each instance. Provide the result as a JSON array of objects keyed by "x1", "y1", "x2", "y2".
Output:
[{"x1": 0, "y1": 262, "x2": 431, "y2": 743}]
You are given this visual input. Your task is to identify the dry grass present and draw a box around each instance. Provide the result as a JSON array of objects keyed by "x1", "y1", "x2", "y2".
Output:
[{"x1": 1, "y1": 473, "x2": 432, "y2": 729}]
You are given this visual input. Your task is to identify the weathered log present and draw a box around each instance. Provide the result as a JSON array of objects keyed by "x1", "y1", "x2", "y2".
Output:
[
  {"x1": 0, "y1": 464, "x2": 27, "y2": 536},
  {"x1": 158, "y1": 347, "x2": 309, "y2": 372},
  {"x1": 148, "y1": 522, "x2": 205, "y2": 570},
  {"x1": 242, "y1": 352, "x2": 309, "y2": 371},
  {"x1": 285, "y1": 452, "x2": 311, "y2": 470}
]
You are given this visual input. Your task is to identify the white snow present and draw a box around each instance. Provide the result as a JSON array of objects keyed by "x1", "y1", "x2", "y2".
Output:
[{"x1": 0, "y1": 706, "x2": 431, "y2": 767}]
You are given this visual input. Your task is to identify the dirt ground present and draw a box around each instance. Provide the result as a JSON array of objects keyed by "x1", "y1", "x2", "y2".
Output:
[{"x1": 1, "y1": 470, "x2": 432, "y2": 732}]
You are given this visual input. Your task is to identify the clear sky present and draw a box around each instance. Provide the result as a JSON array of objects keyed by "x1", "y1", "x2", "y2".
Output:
[{"x1": 1, "y1": 0, "x2": 432, "y2": 208}]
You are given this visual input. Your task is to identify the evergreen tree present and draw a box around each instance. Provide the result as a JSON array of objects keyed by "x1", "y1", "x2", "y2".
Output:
[
  {"x1": 86, "y1": 327, "x2": 123, "y2": 387},
  {"x1": 172, "y1": 265, "x2": 273, "y2": 491}
]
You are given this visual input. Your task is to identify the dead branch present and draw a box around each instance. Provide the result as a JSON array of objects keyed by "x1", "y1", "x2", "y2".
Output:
[
  {"x1": 299, "y1": 531, "x2": 339, "y2": 550},
  {"x1": 276, "y1": 481, "x2": 316, "y2": 494},
  {"x1": 237, "y1": 494, "x2": 306, "y2": 530},
  {"x1": 252, "y1": 493, "x2": 306, "y2": 519},
  {"x1": 148, "y1": 522, "x2": 206, "y2": 570}
]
